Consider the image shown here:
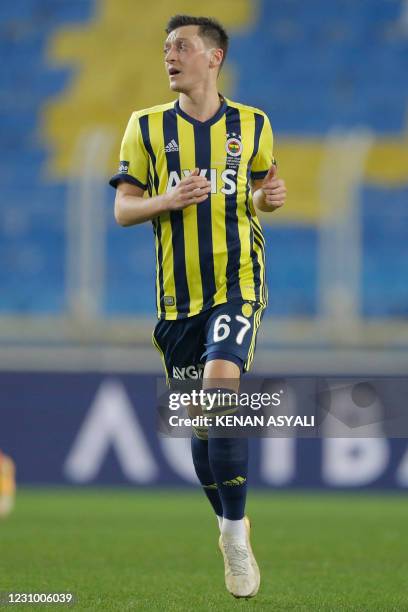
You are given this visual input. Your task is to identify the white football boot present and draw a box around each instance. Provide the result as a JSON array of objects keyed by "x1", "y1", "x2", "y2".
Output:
[{"x1": 218, "y1": 516, "x2": 260, "y2": 598}]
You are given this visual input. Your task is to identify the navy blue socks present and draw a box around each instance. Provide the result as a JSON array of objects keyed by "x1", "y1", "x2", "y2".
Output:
[
  {"x1": 208, "y1": 436, "x2": 248, "y2": 520},
  {"x1": 190, "y1": 385, "x2": 249, "y2": 522},
  {"x1": 191, "y1": 434, "x2": 223, "y2": 517}
]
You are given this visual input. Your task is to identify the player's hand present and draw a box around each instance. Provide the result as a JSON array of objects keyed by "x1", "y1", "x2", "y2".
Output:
[
  {"x1": 164, "y1": 168, "x2": 211, "y2": 211},
  {"x1": 260, "y1": 164, "x2": 287, "y2": 210}
]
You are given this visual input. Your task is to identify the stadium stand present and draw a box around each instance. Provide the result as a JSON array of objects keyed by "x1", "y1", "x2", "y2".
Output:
[{"x1": 0, "y1": 0, "x2": 407, "y2": 318}]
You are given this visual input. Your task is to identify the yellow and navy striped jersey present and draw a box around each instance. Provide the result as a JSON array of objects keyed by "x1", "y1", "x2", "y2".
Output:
[{"x1": 110, "y1": 95, "x2": 274, "y2": 320}]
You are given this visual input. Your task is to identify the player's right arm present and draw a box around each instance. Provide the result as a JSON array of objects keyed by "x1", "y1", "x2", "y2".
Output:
[
  {"x1": 110, "y1": 112, "x2": 210, "y2": 226},
  {"x1": 114, "y1": 170, "x2": 211, "y2": 226}
]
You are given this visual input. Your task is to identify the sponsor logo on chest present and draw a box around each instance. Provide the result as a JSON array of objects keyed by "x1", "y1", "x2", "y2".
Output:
[{"x1": 166, "y1": 168, "x2": 242, "y2": 195}]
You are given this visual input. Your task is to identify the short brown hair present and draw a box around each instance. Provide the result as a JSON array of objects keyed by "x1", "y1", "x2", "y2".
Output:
[{"x1": 166, "y1": 14, "x2": 229, "y2": 70}]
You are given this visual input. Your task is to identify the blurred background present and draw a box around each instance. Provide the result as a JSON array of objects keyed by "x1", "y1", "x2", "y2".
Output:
[{"x1": 1, "y1": 0, "x2": 408, "y2": 491}]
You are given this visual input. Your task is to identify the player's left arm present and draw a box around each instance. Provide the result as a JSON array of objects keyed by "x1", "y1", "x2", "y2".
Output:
[
  {"x1": 249, "y1": 112, "x2": 287, "y2": 213},
  {"x1": 251, "y1": 163, "x2": 287, "y2": 213}
]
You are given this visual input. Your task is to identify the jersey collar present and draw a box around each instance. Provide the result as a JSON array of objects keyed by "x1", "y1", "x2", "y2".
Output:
[{"x1": 174, "y1": 94, "x2": 227, "y2": 127}]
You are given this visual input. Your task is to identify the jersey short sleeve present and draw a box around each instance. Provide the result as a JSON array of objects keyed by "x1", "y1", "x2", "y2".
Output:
[
  {"x1": 250, "y1": 113, "x2": 276, "y2": 181},
  {"x1": 109, "y1": 112, "x2": 149, "y2": 190}
]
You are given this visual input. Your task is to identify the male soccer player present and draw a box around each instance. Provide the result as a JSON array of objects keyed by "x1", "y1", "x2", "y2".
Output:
[{"x1": 110, "y1": 15, "x2": 287, "y2": 598}]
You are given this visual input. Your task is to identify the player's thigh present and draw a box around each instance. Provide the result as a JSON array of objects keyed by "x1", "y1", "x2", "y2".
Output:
[
  {"x1": 203, "y1": 358, "x2": 241, "y2": 384},
  {"x1": 203, "y1": 301, "x2": 266, "y2": 374}
]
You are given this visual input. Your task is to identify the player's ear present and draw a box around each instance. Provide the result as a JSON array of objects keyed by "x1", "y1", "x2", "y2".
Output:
[{"x1": 209, "y1": 48, "x2": 223, "y2": 70}]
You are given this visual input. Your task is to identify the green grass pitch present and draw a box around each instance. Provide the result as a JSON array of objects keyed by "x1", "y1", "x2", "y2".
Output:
[{"x1": 0, "y1": 489, "x2": 407, "y2": 611}]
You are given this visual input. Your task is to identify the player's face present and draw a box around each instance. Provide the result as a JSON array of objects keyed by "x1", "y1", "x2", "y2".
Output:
[{"x1": 164, "y1": 26, "x2": 216, "y2": 93}]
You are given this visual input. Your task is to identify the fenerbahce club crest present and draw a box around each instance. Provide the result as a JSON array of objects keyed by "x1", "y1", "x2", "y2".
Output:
[{"x1": 225, "y1": 133, "x2": 243, "y2": 158}]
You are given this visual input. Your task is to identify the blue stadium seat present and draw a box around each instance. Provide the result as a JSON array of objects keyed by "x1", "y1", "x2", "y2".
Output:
[{"x1": 0, "y1": 0, "x2": 407, "y2": 317}]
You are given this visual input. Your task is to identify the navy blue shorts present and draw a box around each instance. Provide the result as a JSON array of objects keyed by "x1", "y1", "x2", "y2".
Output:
[{"x1": 152, "y1": 301, "x2": 266, "y2": 381}]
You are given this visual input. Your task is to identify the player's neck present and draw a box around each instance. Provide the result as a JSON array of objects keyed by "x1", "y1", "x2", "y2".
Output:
[{"x1": 178, "y1": 88, "x2": 223, "y2": 123}]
